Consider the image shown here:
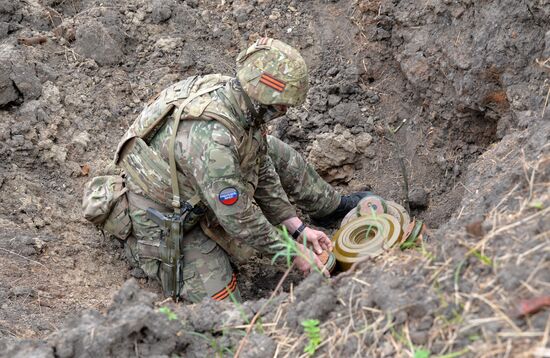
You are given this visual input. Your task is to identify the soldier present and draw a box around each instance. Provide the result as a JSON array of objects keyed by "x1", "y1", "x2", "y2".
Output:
[{"x1": 113, "y1": 38, "x2": 371, "y2": 303}]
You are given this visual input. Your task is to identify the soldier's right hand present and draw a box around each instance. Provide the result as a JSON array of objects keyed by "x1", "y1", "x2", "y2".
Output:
[{"x1": 294, "y1": 243, "x2": 330, "y2": 278}]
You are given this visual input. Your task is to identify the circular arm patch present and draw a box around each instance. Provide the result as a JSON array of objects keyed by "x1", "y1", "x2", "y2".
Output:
[{"x1": 219, "y1": 187, "x2": 239, "y2": 206}]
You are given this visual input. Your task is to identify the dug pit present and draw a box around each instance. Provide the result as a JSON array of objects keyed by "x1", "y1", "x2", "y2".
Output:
[{"x1": 1, "y1": 0, "x2": 549, "y2": 356}]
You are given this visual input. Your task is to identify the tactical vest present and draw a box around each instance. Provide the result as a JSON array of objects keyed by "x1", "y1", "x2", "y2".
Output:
[{"x1": 114, "y1": 74, "x2": 262, "y2": 211}]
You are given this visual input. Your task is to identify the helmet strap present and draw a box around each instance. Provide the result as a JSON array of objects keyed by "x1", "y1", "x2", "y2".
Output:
[{"x1": 240, "y1": 87, "x2": 263, "y2": 123}]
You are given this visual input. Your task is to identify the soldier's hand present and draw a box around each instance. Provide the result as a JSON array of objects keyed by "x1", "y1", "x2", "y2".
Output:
[
  {"x1": 301, "y1": 227, "x2": 333, "y2": 255},
  {"x1": 294, "y1": 243, "x2": 330, "y2": 277}
]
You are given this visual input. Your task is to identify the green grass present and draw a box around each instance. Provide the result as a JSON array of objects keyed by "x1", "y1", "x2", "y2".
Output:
[
  {"x1": 270, "y1": 226, "x2": 325, "y2": 276},
  {"x1": 302, "y1": 319, "x2": 322, "y2": 356},
  {"x1": 158, "y1": 306, "x2": 178, "y2": 321}
]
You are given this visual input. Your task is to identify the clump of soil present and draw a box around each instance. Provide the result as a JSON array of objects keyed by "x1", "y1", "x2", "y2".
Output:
[{"x1": 0, "y1": 0, "x2": 549, "y2": 357}]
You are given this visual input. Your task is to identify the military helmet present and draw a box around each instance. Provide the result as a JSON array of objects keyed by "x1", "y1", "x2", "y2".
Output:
[{"x1": 236, "y1": 38, "x2": 308, "y2": 107}]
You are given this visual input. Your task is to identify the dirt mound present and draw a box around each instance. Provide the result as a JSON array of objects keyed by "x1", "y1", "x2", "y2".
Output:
[{"x1": 0, "y1": 0, "x2": 548, "y2": 356}]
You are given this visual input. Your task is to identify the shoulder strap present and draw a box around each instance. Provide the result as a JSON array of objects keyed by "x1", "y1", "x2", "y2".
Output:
[{"x1": 168, "y1": 85, "x2": 224, "y2": 212}]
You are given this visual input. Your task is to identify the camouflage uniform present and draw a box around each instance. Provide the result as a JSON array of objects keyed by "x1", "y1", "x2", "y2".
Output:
[{"x1": 116, "y1": 39, "x2": 339, "y2": 303}]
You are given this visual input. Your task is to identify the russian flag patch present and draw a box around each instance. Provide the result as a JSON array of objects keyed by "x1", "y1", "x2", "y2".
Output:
[{"x1": 219, "y1": 187, "x2": 239, "y2": 206}]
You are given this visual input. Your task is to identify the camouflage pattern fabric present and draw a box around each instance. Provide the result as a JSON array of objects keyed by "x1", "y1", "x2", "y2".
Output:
[
  {"x1": 266, "y1": 136, "x2": 340, "y2": 218},
  {"x1": 118, "y1": 74, "x2": 339, "y2": 302},
  {"x1": 236, "y1": 37, "x2": 308, "y2": 106},
  {"x1": 124, "y1": 202, "x2": 240, "y2": 303}
]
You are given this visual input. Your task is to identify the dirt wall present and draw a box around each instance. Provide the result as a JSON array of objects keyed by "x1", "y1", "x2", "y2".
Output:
[{"x1": 0, "y1": 0, "x2": 549, "y2": 356}]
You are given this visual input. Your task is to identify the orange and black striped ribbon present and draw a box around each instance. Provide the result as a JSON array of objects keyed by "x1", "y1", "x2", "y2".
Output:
[
  {"x1": 212, "y1": 273, "x2": 238, "y2": 301},
  {"x1": 259, "y1": 72, "x2": 286, "y2": 92},
  {"x1": 257, "y1": 37, "x2": 269, "y2": 46}
]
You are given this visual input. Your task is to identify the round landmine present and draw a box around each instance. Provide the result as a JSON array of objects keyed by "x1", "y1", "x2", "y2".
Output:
[
  {"x1": 385, "y1": 200, "x2": 411, "y2": 241},
  {"x1": 318, "y1": 250, "x2": 336, "y2": 273},
  {"x1": 399, "y1": 219, "x2": 425, "y2": 249},
  {"x1": 357, "y1": 196, "x2": 386, "y2": 216},
  {"x1": 401, "y1": 218, "x2": 416, "y2": 244},
  {"x1": 333, "y1": 214, "x2": 401, "y2": 271},
  {"x1": 341, "y1": 195, "x2": 387, "y2": 226},
  {"x1": 341, "y1": 207, "x2": 359, "y2": 226}
]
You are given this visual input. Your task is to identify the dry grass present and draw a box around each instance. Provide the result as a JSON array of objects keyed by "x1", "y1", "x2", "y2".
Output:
[{"x1": 231, "y1": 153, "x2": 549, "y2": 357}]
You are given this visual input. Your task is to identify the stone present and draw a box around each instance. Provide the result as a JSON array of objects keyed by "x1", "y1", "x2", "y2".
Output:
[
  {"x1": 11, "y1": 286, "x2": 37, "y2": 298},
  {"x1": 409, "y1": 187, "x2": 429, "y2": 209},
  {"x1": 410, "y1": 331, "x2": 429, "y2": 345},
  {"x1": 0, "y1": 0, "x2": 19, "y2": 22},
  {"x1": 307, "y1": 126, "x2": 373, "y2": 183},
  {"x1": 327, "y1": 94, "x2": 341, "y2": 107},
  {"x1": 75, "y1": 19, "x2": 124, "y2": 66},
  {"x1": 0, "y1": 59, "x2": 19, "y2": 106},
  {"x1": 232, "y1": 5, "x2": 252, "y2": 24},
  {"x1": 0, "y1": 21, "x2": 8, "y2": 39},
  {"x1": 71, "y1": 131, "x2": 90, "y2": 149},
  {"x1": 326, "y1": 66, "x2": 339, "y2": 76},
  {"x1": 328, "y1": 102, "x2": 362, "y2": 128},
  {"x1": 10, "y1": 64, "x2": 42, "y2": 101},
  {"x1": 0, "y1": 45, "x2": 42, "y2": 106},
  {"x1": 151, "y1": 0, "x2": 172, "y2": 23},
  {"x1": 240, "y1": 333, "x2": 276, "y2": 358},
  {"x1": 155, "y1": 37, "x2": 182, "y2": 52}
]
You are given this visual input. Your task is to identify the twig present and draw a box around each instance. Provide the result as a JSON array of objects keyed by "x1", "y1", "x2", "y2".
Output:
[
  {"x1": 234, "y1": 262, "x2": 295, "y2": 358},
  {"x1": 0, "y1": 247, "x2": 47, "y2": 268}
]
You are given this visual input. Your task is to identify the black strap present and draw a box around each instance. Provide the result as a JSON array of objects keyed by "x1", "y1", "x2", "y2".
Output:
[
  {"x1": 240, "y1": 86, "x2": 263, "y2": 123},
  {"x1": 292, "y1": 223, "x2": 307, "y2": 240}
]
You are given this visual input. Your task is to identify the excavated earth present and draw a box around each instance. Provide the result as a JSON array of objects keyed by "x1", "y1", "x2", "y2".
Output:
[{"x1": 0, "y1": 0, "x2": 549, "y2": 357}]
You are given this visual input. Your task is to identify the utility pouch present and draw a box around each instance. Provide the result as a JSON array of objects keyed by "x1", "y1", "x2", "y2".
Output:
[{"x1": 82, "y1": 175, "x2": 132, "y2": 240}]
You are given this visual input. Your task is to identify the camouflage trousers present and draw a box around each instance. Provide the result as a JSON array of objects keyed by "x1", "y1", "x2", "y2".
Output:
[{"x1": 124, "y1": 135, "x2": 340, "y2": 303}]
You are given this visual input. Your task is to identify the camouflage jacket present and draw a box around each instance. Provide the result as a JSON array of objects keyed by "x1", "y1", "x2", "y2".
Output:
[{"x1": 115, "y1": 75, "x2": 296, "y2": 255}]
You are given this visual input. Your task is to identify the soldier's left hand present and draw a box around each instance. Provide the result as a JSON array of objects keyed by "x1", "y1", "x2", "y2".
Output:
[{"x1": 302, "y1": 227, "x2": 333, "y2": 255}]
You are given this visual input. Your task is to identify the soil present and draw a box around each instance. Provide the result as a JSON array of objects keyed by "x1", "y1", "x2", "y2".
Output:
[{"x1": 0, "y1": 0, "x2": 549, "y2": 357}]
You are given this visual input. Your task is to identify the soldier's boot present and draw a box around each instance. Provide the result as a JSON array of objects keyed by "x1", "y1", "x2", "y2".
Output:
[{"x1": 312, "y1": 190, "x2": 374, "y2": 228}]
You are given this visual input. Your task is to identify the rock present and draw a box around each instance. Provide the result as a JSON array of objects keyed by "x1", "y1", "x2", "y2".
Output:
[
  {"x1": 0, "y1": 0, "x2": 19, "y2": 22},
  {"x1": 307, "y1": 126, "x2": 373, "y2": 183},
  {"x1": 328, "y1": 102, "x2": 363, "y2": 127},
  {"x1": 240, "y1": 333, "x2": 276, "y2": 358},
  {"x1": 326, "y1": 66, "x2": 339, "y2": 76},
  {"x1": 0, "y1": 58, "x2": 19, "y2": 106},
  {"x1": 155, "y1": 37, "x2": 182, "y2": 52},
  {"x1": 0, "y1": 21, "x2": 8, "y2": 39},
  {"x1": 409, "y1": 187, "x2": 429, "y2": 209},
  {"x1": 111, "y1": 279, "x2": 157, "y2": 309},
  {"x1": 287, "y1": 283, "x2": 337, "y2": 329},
  {"x1": 151, "y1": 0, "x2": 172, "y2": 23},
  {"x1": 71, "y1": 131, "x2": 90, "y2": 149},
  {"x1": 380, "y1": 341, "x2": 395, "y2": 357},
  {"x1": 129, "y1": 267, "x2": 147, "y2": 279},
  {"x1": 10, "y1": 63, "x2": 42, "y2": 102},
  {"x1": 367, "y1": 93, "x2": 380, "y2": 104},
  {"x1": 41, "y1": 82, "x2": 62, "y2": 111},
  {"x1": 371, "y1": 27, "x2": 391, "y2": 41},
  {"x1": 0, "y1": 45, "x2": 42, "y2": 106},
  {"x1": 410, "y1": 331, "x2": 429, "y2": 345},
  {"x1": 232, "y1": 4, "x2": 252, "y2": 23},
  {"x1": 18, "y1": 100, "x2": 47, "y2": 127},
  {"x1": 400, "y1": 53, "x2": 431, "y2": 90},
  {"x1": 11, "y1": 286, "x2": 37, "y2": 298},
  {"x1": 75, "y1": 19, "x2": 124, "y2": 66},
  {"x1": 327, "y1": 94, "x2": 341, "y2": 107},
  {"x1": 0, "y1": 340, "x2": 53, "y2": 358}
]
